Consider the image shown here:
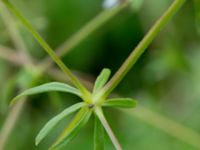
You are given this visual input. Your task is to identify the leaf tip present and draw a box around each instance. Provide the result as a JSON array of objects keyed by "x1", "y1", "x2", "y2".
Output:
[
  {"x1": 35, "y1": 141, "x2": 39, "y2": 146},
  {"x1": 102, "y1": 68, "x2": 111, "y2": 74},
  {"x1": 93, "y1": 68, "x2": 111, "y2": 93},
  {"x1": 35, "y1": 136, "x2": 41, "y2": 146}
]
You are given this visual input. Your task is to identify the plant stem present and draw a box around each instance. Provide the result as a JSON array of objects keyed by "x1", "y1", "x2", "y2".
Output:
[
  {"x1": 94, "y1": 115, "x2": 104, "y2": 150},
  {"x1": 2, "y1": 0, "x2": 89, "y2": 95},
  {"x1": 0, "y1": 3, "x2": 129, "y2": 148},
  {"x1": 101, "y1": 0, "x2": 186, "y2": 98},
  {"x1": 39, "y1": 1, "x2": 130, "y2": 70},
  {"x1": 2, "y1": 50, "x2": 200, "y2": 149},
  {"x1": 0, "y1": 45, "x2": 28, "y2": 65},
  {"x1": 95, "y1": 108, "x2": 122, "y2": 150},
  {"x1": 123, "y1": 106, "x2": 200, "y2": 149},
  {"x1": 47, "y1": 68, "x2": 94, "y2": 90},
  {"x1": 0, "y1": 2, "x2": 33, "y2": 67},
  {"x1": 0, "y1": 100, "x2": 25, "y2": 150}
]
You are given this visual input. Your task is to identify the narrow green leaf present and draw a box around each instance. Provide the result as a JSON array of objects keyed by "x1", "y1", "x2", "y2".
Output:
[
  {"x1": 103, "y1": 98, "x2": 137, "y2": 108},
  {"x1": 94, "y1": 115, "x2": 104, "y2": 150},
  {"x1": 50, "y1": 107, "x2": 92, "y2": 149},
  {"x1": 35, "y1": 102, "x2": 84, "y2": 146},
  {"x1": 10, "y1": 82, "x2": 81, "y2": 106},
  {"x1": 93, "y1": 68, "x2": 111, "y2": 93},
  {"x1": 95, "y1": 108, "x2": 122, "y2": 150}
]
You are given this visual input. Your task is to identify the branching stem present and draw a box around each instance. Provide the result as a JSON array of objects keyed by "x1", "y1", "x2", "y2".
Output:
[
  {"x1": 101, "y1": 0, "x2": 186, "y2": 99},
  {"x1": 2, "y1": 0, "x2": 89, "y2": 96},
  {"x1": 40, "y1": 1, "x2": 129, "y2": 70},
  {"x1": 0, "y1": 2, "x2": 129, "y2": 148}
]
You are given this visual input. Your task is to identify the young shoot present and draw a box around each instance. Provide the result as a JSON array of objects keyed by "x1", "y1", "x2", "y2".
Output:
[{"x1": 3, "y1": 0, "x2": 186, "y2": 149}]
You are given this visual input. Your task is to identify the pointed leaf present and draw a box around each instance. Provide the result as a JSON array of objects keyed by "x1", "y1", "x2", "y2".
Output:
[
  {"x1": 50, "y1": 107, "x2": 92, "y2": 149},
  {"x1": 93, "y1": 68, "x2": 111, "y2": 93},
  {"x1": 35, "y1": 102, "x2": 84, "y2": 145},
  {"x1": 103, "y1": 98, "x2": 137, "y2": 108},
  {"x1": 94, "y1": 115, "x2": 104, "y2": 150},
  {"x1": 11, "y1": 82, "x2": 81, "y2": 106}
]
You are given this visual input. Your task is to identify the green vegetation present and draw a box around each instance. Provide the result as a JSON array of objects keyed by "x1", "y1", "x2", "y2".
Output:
[{"x1": 0, "y1": 0, "x2": 200, "y2": 150}]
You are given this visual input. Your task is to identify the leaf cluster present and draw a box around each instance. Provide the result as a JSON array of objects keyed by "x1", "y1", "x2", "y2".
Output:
[{"x1": 11, "y1": 68, "x2": 137, "y2": 149}]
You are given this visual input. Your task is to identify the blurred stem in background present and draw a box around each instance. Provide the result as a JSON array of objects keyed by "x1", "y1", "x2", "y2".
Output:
[
  {"x1": 123, "y1": 106, "x2": 200, "y2": 149},
  {"x1": 0, "y1": 1, "x2": 130, "y2": 149},
  {"x1": 1, "y1": 44, "x2": 200, "y2": 149},
  {"x1": 0, "y1": 2, "x2": 34, "y2": 149},
  {"x1": 193, "y1": 0, "x2": 200, "y2": 34},
  {"x1": 40, "y1": 1, "x2": 130, "y2": 70},
  {"x1": 0, "y1": 2, "x2": 34, "y2": 67},
  {"x1": 101, "y1": 0, "x2": 186, "y2": 98},
  {"x1": 0, "y1": 45, "x2": 28, "y2": 66},
  {"x1": 1, "y1": 0, "x2": 200, "y2": 150},
  {"x1": 3, "y1": 0, "x2": 91, "y2": 96}
]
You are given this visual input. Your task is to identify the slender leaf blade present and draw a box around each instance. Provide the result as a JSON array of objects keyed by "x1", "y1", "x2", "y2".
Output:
[
  {"x1": 93, "y1": 68, "x2": 111, "y2": 93},
  {"x1": 95, "y1": 108, "x2": 122, "y2": 150},
  {"x1": 35, "y1": 102, "x2": 84, "y2": 145},
  {"x1": 103, "y1": 98, "x2": 137, "y2": 108},
  {"x1": 50, "y1": 107, "x2": 92, "y2": 149},
  {"x1": 94, "y1": 115, "x2": 104, "y2": 150},
  {"x1": 11, "y1": 82, "x2": 81, "y2": 105}
]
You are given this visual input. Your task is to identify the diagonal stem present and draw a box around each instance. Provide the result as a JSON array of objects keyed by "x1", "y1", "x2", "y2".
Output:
[
  {"x1": 39, "y1": 1, "x2": 130, "y2": 70},
  {"x1": 0, "y1": 3, "x2": 129, "y2": 148},
  {"x1": 95, "y1": 107, "x2": 122, "y2": 150},
  {"x1": 0, "y1": 45, "x2": 28, "y2": 65},
  {"x1": 2, "y1": 0, "x2": 89, "y2": 95},
  {"x1": 123, "y1": 106, "x2": 200, "y2": 149},
  {"x1": 101, "y1": 0, "x2": 186, "y2": 99},
  {"x1": 0, "y1": 100, "x2": 25, "y2": 150},
  {"x1": 0, "y1": 2, "x2": 34, "y2": 66}
]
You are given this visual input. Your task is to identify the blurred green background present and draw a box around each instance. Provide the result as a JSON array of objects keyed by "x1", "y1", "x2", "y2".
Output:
[{"x1": 0, "y1": 0, "x2": 200, "y2": 149}]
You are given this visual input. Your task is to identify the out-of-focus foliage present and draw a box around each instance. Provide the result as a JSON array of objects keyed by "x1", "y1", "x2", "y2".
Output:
[
  {"x1": 0, "y1": 0, "x2": 200, "y2": 149},
  {"x1": 194, "y1": 0, "x2": 200, "y2": 34}
]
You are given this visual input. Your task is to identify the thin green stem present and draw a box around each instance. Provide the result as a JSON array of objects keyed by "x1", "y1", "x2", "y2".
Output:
[
  {"x1": 2, "y1": 0, "x2": 89, "y2": 96},
  {"x1": 101, "y1": 0, "x2": 186, "y2": 99},
  {"x1": 2, "y1": 47, "x2": 200, "y2": 149},
  {"x1": 95, "y1": 107, "x2": 122, "y2": 150},
  {"x1": 94, "y1": 115, "x2": 104, "y2": 150},
  {"x1": 39, "y1": 1, "x2": 130, "y2": 70},
  {"x1": 0, "y1": 4, "x2": 129, "y2": 148}
]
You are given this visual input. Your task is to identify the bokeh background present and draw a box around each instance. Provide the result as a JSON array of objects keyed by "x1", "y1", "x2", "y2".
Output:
[{"x1": 0, "y1": 0, "x2": 200, "y2": 149}]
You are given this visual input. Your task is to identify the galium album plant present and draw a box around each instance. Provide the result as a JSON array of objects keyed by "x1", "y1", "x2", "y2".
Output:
[{"x1": 1, "y1": 0, "x2": 186, "y2": 149}]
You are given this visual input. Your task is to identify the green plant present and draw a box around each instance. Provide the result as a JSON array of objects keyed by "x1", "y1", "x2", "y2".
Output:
[
  {"x1": 1, "y1": 0, "x2": 186, "y2": 149},
  {"x1": 0, "y1": 1, "x2": 130, "y2": 149},
  {"x1": 10, "y1": 69, "x2": 137, "y2": 149}
]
